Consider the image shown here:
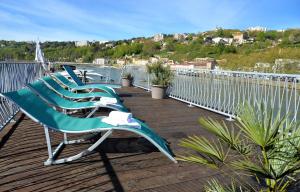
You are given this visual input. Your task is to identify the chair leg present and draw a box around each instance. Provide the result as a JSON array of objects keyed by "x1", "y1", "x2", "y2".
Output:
[
  {"x1": 89, "y1": 97, "x2": 96, "y2": 102},
  {"x1": 63, "y1": 133, "x2": 68, "y2": 143},
  {"x1": 85, "y1": 106, "x2": 99, "y2": 118},
  {"x1": 88, "y1": 88, "x2": 95, "y2": 93},
  {"x1": 44, "y1": 129, "x2": 113, "y2": 165},
  {"x1": 44, "y1": 126, "x2": 54, "y2": 165}
]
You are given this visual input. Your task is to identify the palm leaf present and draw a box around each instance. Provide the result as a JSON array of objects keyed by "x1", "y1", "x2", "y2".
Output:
[
  {"x1": 179, "y1": 136, "x2": 228, "y2": 163},
  {"x1": 204, "y1": 179, "x2": 240, "y2": 192},
  {"x1": 231, "y1": 159, "x2": 275, "y2": 179},
  {"x1": 199, "y1": 117, "x2": 251, "y2": 155},
  {"x1": 236, "y1": 103, "x2": 287, "y2": 148}
]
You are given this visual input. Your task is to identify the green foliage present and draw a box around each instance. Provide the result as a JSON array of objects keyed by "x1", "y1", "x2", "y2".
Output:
[
  {"x1": 219, "y1": 45, "x2": 300, "y2": 72},
  {"x1": 199, "y1": 118, "x2": 251, "y2": 155},
  {"x1": 112, "y1": 43, "x2": 143, "y2": 58},
  {"x1": 142, "y1": 41, "x2": 161, "y2": 57},
  {"x1": 214, "y1": 29, "x2": 234, "y2": 38},
  {"x1": 146, "y1": 62, "x2": 174, "y2": 87},
  {"x1": 256, "y1": 32, "x2": 267, "y2": 42},
  {"x1": 178, "y1": 102, "x2": 300, "y2": 191},
  {"x1": 265, "y1": 30, "x2": 281, "y2": 40},
  {"x1": 1, "y1": 29, "x2": 300, "y2": 74},
  {"x1": 0, "y1": 41, "x2": 35, "y2": 60},
  {"x1": 177, "y1": 136, "x2": 228, "y2": 168},
  {"x1": 204, "y1": 179, "x2": 238, "y2": 192}
]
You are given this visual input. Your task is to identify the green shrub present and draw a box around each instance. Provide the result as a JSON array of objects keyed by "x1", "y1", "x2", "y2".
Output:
[
  {"x1": 146, "y1": 62, "x2": 174, "y2": 87},
  {"x1": 178, "y1": 102, "x2": 300, "y2": 191}
]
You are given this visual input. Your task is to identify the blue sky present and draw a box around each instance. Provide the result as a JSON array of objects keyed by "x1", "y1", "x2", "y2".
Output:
[{"x1": 0, "y1": 0, "x2": 299, "y2": 41}]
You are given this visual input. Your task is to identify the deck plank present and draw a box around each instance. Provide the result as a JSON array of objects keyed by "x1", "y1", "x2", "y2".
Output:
[{"x1": 0, "y1": 87, "x2": 232, "y2": 191}]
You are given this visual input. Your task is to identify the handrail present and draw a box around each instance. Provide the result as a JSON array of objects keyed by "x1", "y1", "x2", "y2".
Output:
[
  {"x1": 0, "y1": 62, "x2": 44, "y2": 130},
  {"x1": 126, "y1": 66, "x2": 300, "y2": 122}
]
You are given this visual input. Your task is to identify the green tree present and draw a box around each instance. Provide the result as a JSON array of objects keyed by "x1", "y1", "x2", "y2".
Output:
[
  {"x1": 256, "y1": 32, "x2": 266, "y2": 42},
  {"x1": 288, "y1": 31, "x2": 300, "y2": 44},
  {"x1": 142, "y1": 41, "x2": 160, "y2": 56}
]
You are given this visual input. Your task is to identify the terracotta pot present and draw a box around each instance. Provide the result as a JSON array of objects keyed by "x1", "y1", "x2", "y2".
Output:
[
  {"x1": 122, "y1": 78, "x2": 132, "y2": 87},
  {"x1": 151, "y1": 85, "x2": 167, "y2": 99}
]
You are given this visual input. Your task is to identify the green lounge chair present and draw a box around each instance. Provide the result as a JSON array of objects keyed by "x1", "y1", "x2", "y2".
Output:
[
  {"x1": 41, "y1": 76, "x2": 122, "y2": 103},
  {"x1": 1, "y1": 88, "x2": 177, "y2": 165},
  {"x1": 63, "y1": 65, "x2": 120, "y2": 88},
  {"x1": 53, "y1": 73, "x2": 120, "y2": 99},
  {"x1": 27, "y1": 80, "x2": 128, "y2": 117}
]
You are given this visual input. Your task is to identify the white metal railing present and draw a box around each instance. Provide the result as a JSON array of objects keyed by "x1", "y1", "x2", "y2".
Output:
[
  {"x1": 0, "y1": 62, "x2": 44, "y2": 130},
  {"x1": 126, "y1": 66, "x2": 300, "y2": 122},
  {"x1": 71, "y1": 64, "x2": 122, "y2": 84},
  {"x1": 125, "y1": 66, "x2": 151, "y2": 90},
  {"x1": 1, "y1": 62, "x2": 297, "y2": 129}
]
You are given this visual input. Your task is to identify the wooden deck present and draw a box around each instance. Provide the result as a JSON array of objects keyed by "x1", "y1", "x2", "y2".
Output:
[{"x1": 0, "y1": 87, "x2": 233, "y2": 192}]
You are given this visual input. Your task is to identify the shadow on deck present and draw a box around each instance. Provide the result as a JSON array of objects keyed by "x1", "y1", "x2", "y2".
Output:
[{"x1": 0, "y1": 87, "x2": 233, "y2": 192}]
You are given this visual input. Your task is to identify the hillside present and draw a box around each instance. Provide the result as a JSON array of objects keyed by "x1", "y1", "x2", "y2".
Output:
[{"x1": 1, "y1": 28, "x2": 300, "y2": 73}]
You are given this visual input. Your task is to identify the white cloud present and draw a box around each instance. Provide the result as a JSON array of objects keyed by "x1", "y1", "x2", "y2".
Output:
[
  {"x1": 0, "y1": 0, "x2": 298, "y2": 41},
  {"x1": 0, "y1": 0, "x2": 145, "y2": 40}
]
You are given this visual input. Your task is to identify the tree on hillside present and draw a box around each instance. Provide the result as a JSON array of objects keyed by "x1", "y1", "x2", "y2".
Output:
[
  {"x1": 255, "y1": 32, "x2": 266, "y2": 42},
  {"x1": 215, "y1": 29, "x2": 233, "y2": 38},
  {"x1": 288, "y1": 30, "x2": 300, "y2": 44},
  {"x1": 142, "y1": 41, "x2": 161, "y2": 56},
  {"x1": 264, "y1": 30, "x2": 280, "y2": 40}
]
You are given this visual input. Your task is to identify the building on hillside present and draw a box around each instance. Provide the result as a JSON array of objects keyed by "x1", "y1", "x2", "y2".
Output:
[
  {"x1": 170, "y1": 64, "x2": 195, "y2": 70},
  {"x1": 132, "y1": 58, "x2": 148, "y2": 65},
  {"x1": 233, "y1": 32, "x2": 248, "y2": 44},
  {"x1": 173, "y1": 33, "x2": 188, "y2": 40},
  {"x1": 170, "y1": 58, "x2": 217, "y2": 70},
  {"x1": 153, "y1": 34, "x2": 164, "y2": 42},
  {"x1": 149, "y1": 57, "x2": 159, "y2": 63},
  {"x1": 247, "y1": 26, "x2": 267, "y2": 32},
  {"x1": 105, "y1": 43, "x2": 113, "y2": 48},
  {"x1": 98, "y1": 40, "x2": 108, "y2": 45},
  {"x1": 212, "y1": 37, "x2": 233, "y2": 45},
  {"x1": 247, "y1": 37, "x2": 255, "y2": 43},
  {"x1": 116, "y1": 59, "x2": 126, "y2": 65},
  {"x1": 93, "y1": 58, "x2": 109, "y2": 65},
  {"x1": 75, "y1": 58, "x2": 83, "y2": 63},
  {"x1": 75, "y1": 41, "x2": 89, "y2": 47},
  {"x1": 166, "y1": 60, "x2": 175, "y2": 65}
]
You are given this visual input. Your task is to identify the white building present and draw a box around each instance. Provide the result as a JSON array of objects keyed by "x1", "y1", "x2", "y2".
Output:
[
  {"x1": 75, "y1": 41, "x2": 89, "y2": 47},
  {"x1": 105, "y1": 43, "x2": 113, "y2": 48},
  {"x1": 174, "y1": 33, "x2": 187, "y2": 40},
  {"x1": 247, "y1": 26, "x2": 267, "y2": 32},
  {"x1": 254, "y1": 62, "x2": 271, "y2": 69},
  {"x1": 212, "y1": 37, "x2": 233, "y2": 45},
  {"x1": 93, "y1": 58, "x2": 109, "y2": 65},
  {"x1": 153, "y1": 34, "x2": 164, "y2": 42},
  {"x1": 98, "y1": 40, "x2": 108, "y2": 45},
  {"x1": 132, "y1": 58, "x2": 148, "y2": 65},
  {"x1": 233, "y1": 32, "x2": 248, "y2": 44},
  {"x1": 116, "y1": 59, "x2": 126, "y2": 65}
]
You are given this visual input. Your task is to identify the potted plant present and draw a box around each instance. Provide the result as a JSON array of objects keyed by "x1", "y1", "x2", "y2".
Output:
[
  {"x1": 121, "y1": 72, "x2": 134, "y2": 87},
  {"x1": 146, "y1": 62, "x2": 174, "y2": 99}
]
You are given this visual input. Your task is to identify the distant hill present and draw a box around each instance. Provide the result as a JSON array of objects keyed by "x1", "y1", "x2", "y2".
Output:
[{"x1": 1, "y1": 28, "x2": 300, "y2": 73}]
